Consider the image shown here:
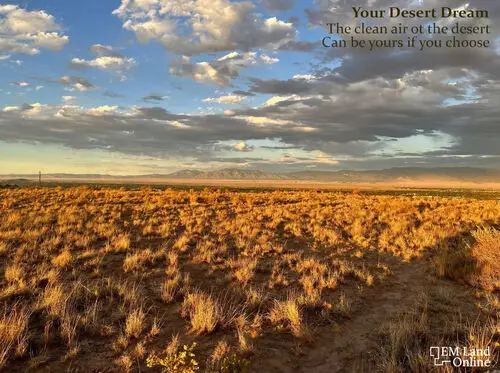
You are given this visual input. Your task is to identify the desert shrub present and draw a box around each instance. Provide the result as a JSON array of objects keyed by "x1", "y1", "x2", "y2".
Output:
[
  {"x1": 470, "y1": 227, "x2": 500, "y2": 291},
  {"x1": 215, "y1": 353, "x2": 250, "y2": 373},
  {"x1": 146, "y1": 342, "x2": 199, "y2": 373},
  {"x1": 436, "y1": 227, "x2": 500, "y2": 291}
]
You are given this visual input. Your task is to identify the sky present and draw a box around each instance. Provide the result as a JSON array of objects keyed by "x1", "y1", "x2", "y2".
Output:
[{"x1": 0, "y1": 0, "x2": 499, "y2": 175}]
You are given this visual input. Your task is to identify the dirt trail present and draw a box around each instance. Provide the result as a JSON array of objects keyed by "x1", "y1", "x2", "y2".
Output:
[{"x1": 298, "y1": 260, "x2": 433, "y2": 373}]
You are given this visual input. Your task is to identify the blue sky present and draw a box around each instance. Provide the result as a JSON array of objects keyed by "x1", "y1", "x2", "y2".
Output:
[{"x1": 0, "y1": 0, "x2": 499, "y2": 174}]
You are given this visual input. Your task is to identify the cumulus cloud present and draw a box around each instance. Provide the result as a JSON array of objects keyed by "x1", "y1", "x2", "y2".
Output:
[
  {"x1": 0, "y1": 5, "x2": 68, "y2": 55},
  {"x1": 70, "y1": 44, "x2": 136, "y2": 73},
  {"x1": 112, "y1": 0, "x2": 296, "y2": 56},
  {"x1": 170, "y1": 51, "x2": 277, "y2": 86},
  {"x1": 71, "y1": 56, "x2": 136, "y2": 71}
]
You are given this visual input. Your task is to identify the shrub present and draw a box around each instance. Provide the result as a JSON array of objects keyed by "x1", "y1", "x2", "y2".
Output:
[
  {"x1": 146, "y1": 342, "x2": 199, "y2": 373},
  {"x1": 470, "y1": 227, "x2": 500, "y2": 291}
]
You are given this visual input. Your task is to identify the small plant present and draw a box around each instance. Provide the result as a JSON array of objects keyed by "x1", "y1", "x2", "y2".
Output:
[
  {"x1": 162, "y1": 274, "x2": 182, "y2": 304},
  {"x1": 217, "y1": 353, "x2": 250, "y2": 373},
  {"x1": 146, "y1": 342, "x2": 199, "y2": 373}
]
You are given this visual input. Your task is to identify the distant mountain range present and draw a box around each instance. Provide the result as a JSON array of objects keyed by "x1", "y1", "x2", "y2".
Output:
[
  {"x1": 165, "y1": 167, "x2": 500, "y2": 183},
  {"x1": 2, "y1": 167, "x2": 500, "y2": 184}
]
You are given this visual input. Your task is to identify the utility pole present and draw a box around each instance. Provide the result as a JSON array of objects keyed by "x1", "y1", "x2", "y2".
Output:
[{"x1": 39, "y1": 170, "x2": 42, "y2": 186}]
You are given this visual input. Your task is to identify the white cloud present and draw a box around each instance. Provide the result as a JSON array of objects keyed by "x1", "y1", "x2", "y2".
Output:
[
  {"x1": 203, "y1": 95, "x2": 245, "y2": 104},
  {"x1": 0, "y1": 5, "x2": 68, "y2": 54},
  {"x1": 232, "y1": 141, "x2": 254, "y2": 152},
  {"x1": 31, "y1": 32, "x2": 69, "y2": 51},
  {"x1": 166, "y1": 120, "x2": 191, "y2": 129},
  {"x1": 71, "y1": 44, "x2": 136, "y2": 74},
  {"x1": 2, "y1": 105, "x2": 20, "y2": 112},
  {"x1": 263, "y1": 95, "x2": 298, "y2": 107},
  {"x1": 71, "y1": 56, "x2": 136, "y2": 71},
  {"x1": 86, "y1": 106, "x2": 120, "y2": 116},
  {"x1": 241, "y1": 115, "x2": 295, "y2": 126},
  {"x1": 10, "y1": 81, "x2": 29, "y2": 87},
  {"x1": 293, "y1": 74, "x2": 317, "y2": 81},
  {"x1": 62, "y1": 96, "x2": 76, "y2": 102},
  {"x1": 260, "y1": 54, "x2": 279, "y2": 64}
]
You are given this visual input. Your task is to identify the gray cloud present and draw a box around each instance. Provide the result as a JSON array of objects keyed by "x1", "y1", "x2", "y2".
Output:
[
  {"x1": 113, "y1": 0, "x2": 296, "y2": 56},
  {"x1": 103, "y1": 91, "x2": 125, "y2": 98},
  {"x1": 142, "y1": 94, "x2": 167, "y2": 103},
  {"x1": 263, "y1": 0, "x2": 295, "y2": 11}
]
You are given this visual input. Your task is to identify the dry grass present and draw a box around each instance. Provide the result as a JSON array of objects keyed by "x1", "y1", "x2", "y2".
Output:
[
  {"x1": 435, "y1": 226, "x2": 500, "y2": 291},
  {"x1": 0, "y1": 306, "x2": 31, "y2": 369},
  {"x1": 471, "y1": 227, "x2": 500, "y2": 291},
  {"x1": 269, "y1": 293, "x2": 309, "y2": 339},
  {"x1": 182, "y1": 291, "x2": 220, "y2": 335},
  {"x1": 0, "y1": 186, "x2": 498, "y2": 371},
  {"x1": 125, "y1": 307, "x2": 146, "y2": 339}
]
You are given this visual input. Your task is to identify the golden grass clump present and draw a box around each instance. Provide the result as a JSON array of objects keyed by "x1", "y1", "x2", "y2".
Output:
[
  {"x1": 4, "y1": 263, "x2": 25, "y2": 288},
  {"x1": 125, "y1": 307, "x2": 146, "y2": 339},
  {"x1": 269, "y1": 294, "x2": 308, "y2": 338},
  {"x1": 162, "y1": 273, "x2": 182, "y2": 304},
  {"x1": 0, "y1": 306, "x2": 31, "y2": 369},
  {"x1": 52, "y1": 248, "x2": 72, "y2": 268},
  {"x1": 470, "y1": 227, "x2": 500, "y2": 291},
  {"x1": 181, "y1": 291, "x2": 220, "y2": 335},
  {"x1": 123, "y1": 249, "x2": 155, "y2": 273}
]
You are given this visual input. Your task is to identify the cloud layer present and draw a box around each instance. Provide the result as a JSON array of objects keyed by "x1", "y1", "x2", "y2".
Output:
[{"x1": 1, "y1": 0, "x2": 499, "y2": 172}]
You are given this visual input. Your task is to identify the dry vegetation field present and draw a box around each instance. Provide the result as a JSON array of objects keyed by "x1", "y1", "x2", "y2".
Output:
[{"x1": 0, "y1": 186, "x2": 499, "y2": 372}]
